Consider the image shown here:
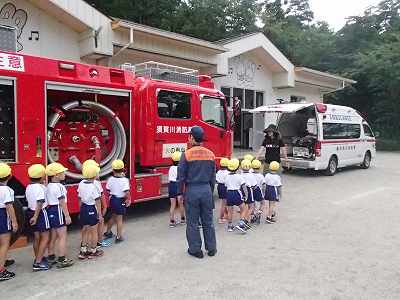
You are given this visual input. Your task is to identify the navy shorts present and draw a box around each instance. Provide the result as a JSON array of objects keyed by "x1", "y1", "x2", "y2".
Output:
[
  {"x1": 245, "y1": 187, "x2": 255, "y2": 204},
  {"x1": 80, "y1": 203, "x2": 99, "y2": 226},
  {"x1": 110, "y1": 196, "x2": 126, "y2": 216},
  {"x1": 168, "y1": 181, "x2": 179, "y2": 199},
  {"x1": 0, "y1": 208, "x2": 11, "y2": 234},
  {"x1": 265, "y1": 185, "x2": 280, "y2": 202},
  {"x1": 253, "y1": 186, "x2": 263, "y2": 202},
  {"x1": 217, "y1": 183, "x2": 227, "y2": 199},
  {"x1": 26, "y1": 209, "x2": 50, "y2": 232},
  {"x1": 47, "y1": 205, "x2": 66, "y2": 229},
  {"x1": 226, "y1": 190, "x2": 244, "y2": 207}
]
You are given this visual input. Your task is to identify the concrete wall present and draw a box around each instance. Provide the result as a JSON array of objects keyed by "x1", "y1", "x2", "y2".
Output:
[
  {"x1": 0, "y1": 0, "x2": 81, "y2": 61},
  {"x1": 274, "y1": 82, "x2": 324, "y2": 104}
]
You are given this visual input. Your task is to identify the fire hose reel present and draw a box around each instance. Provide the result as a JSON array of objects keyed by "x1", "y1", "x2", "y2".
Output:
[{"x1": 47, "y1": 101, "x2": 127, "y2": 179}]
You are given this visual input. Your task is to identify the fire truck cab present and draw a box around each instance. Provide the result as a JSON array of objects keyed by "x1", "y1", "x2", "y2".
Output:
[{"x1": 0, "y1": 52, "x2": 232, "y2": 214}]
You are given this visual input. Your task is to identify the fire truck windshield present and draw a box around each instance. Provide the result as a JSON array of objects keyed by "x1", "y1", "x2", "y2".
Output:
[{"x1": 201, "y1": 96, "x2": 226, "y2": 129}]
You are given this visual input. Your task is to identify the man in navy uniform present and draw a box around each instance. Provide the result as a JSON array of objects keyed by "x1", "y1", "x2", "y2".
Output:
[{"x1": 178, "y1": 126, "x2": 217, "y2": 258}]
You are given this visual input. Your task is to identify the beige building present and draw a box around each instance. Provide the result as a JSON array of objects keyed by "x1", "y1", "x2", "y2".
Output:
[{"x1": 0, "y1": 0, "x2": 355, "y2": 150}]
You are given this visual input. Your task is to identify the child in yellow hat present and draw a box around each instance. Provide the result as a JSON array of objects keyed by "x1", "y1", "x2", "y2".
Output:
[
  {"x1": 45, "y1": 162, "x2": 74, "y2": 268},
  {"x1": 0, "y1": 163, "x2": 17, "y2": 281},
  {"x1": 25, "y1": 164, "x2": 51, "y2": 271},
  {"x1": 216, "y1": 158, "x2": 229, "y2": 224},
  {"x1": 263, "y1": 161, "x2": 282, "y2": 223},
  {"x1": 168, "y1": 151, "x2": 185, "y2": 227},
  {"x1": 104, "y1": 160, "x2": 131, "y2": 243},
  {"x1": 78, "y1": 163, "x2": 104, "y2": 259}
]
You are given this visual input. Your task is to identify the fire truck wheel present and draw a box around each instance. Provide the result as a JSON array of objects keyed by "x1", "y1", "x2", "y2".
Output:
[{"x1": 10, "y1": 198, "x2": 25, "y2": 246}]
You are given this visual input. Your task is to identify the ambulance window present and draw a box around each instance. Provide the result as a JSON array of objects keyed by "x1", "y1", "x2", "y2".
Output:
[
  {"x1": 157, "y1": 90, "x2": 191, "y2": 119},
  {"x1": 0, "y1": 81, "x2": 16, "y2": 161},
  {"x1": 363, "y1": 124, "x2": 374, "y2": 137},
  {"x1": 201, "y1": 96, "x2": 226, "y2": 129},
  {"x1": 323, "y1": 123, "x2": 361, "y2": 140}
]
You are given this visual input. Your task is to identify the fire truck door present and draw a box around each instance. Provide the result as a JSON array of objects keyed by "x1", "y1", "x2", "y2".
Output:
[{"x1": 200, "y1": 95, "x2": 229, "y2": 156}]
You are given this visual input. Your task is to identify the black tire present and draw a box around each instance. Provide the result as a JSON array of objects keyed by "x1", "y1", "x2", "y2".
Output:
[
  {"x1": 325, "y1": 156, "x2": 338, "y2": 176},
  {"x1": 361, "y1": 152, "x2": 371, "y2": 169},
  {"x1": 10, "y1": 198, "x2": 25, "y2": 246}
]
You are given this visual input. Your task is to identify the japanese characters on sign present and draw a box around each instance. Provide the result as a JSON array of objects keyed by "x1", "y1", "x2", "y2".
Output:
[
  {"x1": 156, "y1": 125, "x2": 192, "y2": 134},
  {"x1": 0, "y1": 52, "x2": 24, "y2": 72},
  {"x1": 162, "y1": 143, "x2": 187, "y2": 158}
]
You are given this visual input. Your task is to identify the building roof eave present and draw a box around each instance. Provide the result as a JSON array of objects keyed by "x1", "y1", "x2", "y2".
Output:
[
  {"x1": 295, "y1": 67, "x2": 357, "y2": 85},
  {"x1": 112, "y1": 19, "x2": 228, "y2": 53}
]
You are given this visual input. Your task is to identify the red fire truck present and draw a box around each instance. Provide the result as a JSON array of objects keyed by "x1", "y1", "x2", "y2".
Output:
[{"x1": 0, "y1": 51, "x2": 232, "y2": 215}]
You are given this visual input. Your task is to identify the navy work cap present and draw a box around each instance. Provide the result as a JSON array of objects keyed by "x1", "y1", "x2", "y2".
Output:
[{"x1": 190, "y1": 126, "x2": 204, "y2": 142}]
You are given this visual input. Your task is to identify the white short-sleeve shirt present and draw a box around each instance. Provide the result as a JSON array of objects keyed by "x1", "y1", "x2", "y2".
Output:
[
  {"x1": 47, "y1": 182, "x2": 67, "y2": 205},
  {"x1": 106, "y1": 176, "x2": 130, "y2": 198},
  {"x1": 168, "y1": 166, "x2": 178, "y2": 182},
  {"x1": 0, "y1": 185, "x2": 14, "y2": 208},
  {"x1": 78, "y1": 180, "x2": 101, "y2": 205},
  {"x1": 216, "y1": 169, "x2": 229, "y2": 184},
  {"x1": 225, "y1": 173, "x2": 245, "y2": 191},
  {"x1": 94, "y1": 180, "x2": 103, "y2": 194},
  {"x1": 253, "y1": 173, "x2": 266, "y2": 188},
  {"x1": 26, "y1": 183, "x2": 47, "y2": 210},
  {"x1": 241, "y1": 172, "x2": 258, "y2": 187},
  {"x1": 265, "y1": 173, "x2": 282, "y2": 187}
]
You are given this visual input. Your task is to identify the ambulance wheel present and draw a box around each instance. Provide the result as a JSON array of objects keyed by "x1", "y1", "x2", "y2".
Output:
[
  {"x1": 325, "y1": 156, "x2": 337, "y2": 176},
  {"x1": 361, "y1": 152, "x2": 371, "y2": 169},
  {"x1": 10, "y1": 198, "x2": 25, "y2": 245}
]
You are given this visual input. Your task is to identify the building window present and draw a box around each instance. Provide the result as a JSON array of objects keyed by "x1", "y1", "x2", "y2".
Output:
[
  {"x1": 256, "y1": 91, "x2": 264, "y2": 107},
  {"x1": 157, "y1": 90, "x2": 191, "y2": 119},
  {"x1": 201, "y1": 96, "x2": 226, "y2": 128},
  {"x1": 291, "y1": 95, "x2": 306, "y2": 103},
  {"x1": 233, "y1": 88, "x2": 244, "y2": 108},
  {"x1": 0, "y1": 25, "x2": 17, "y2": 52},
  {"x1": 245, "y1": 89, "x2": 255, "y2": 109},
  {"x1": 221, "y1": 87, "x2": 231, "y2": 107}
]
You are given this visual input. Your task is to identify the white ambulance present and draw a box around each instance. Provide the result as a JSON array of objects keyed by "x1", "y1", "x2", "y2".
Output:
[{"x1": 251, "y1": 103, "x2": 376, "y2": 175}]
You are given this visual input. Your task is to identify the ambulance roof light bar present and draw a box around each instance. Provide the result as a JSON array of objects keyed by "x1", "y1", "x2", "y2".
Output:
[{"x1": 133, "y1": 61, "x2": 199, "y2": 85}]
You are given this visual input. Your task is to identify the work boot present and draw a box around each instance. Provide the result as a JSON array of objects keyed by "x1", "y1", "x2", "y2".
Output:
[{"x1": 207, "y1": 250, "x2": 217, "y2": 257}]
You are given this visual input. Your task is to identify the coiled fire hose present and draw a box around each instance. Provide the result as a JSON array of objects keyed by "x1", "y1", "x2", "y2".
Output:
[{"x1": 47, "y1": 100, "x2": 127, "y2": 179}]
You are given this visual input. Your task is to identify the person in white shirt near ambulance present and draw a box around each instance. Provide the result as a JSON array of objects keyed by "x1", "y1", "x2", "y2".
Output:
[
  {"x1": 25, "y1": 164, "x2": 51, "y2": 271},
  {"x1": 168, "y1": 151, "x2": 185, "y2": 227},
  {"x1": 263, "y1": 161, "x2": 282, "y2": 224},
  {"x1": 105, "y1": 160, "x2": 131, "y2": 243},
  {"x1": 45, "y1": 162, "x2": 74, "y2": 268},
  {"x1": 0, "y1": 163, "x2": 18, "y2": 281}
]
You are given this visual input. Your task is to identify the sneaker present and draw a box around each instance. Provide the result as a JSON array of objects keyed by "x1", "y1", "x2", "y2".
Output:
[
  {"x1": 33, "y1": 260, "x2": 50, "y2": 272},
  {"x1": 169, "y1": 220, "x2": 176, "y2": 228},
  {"x1": 78, "y1": 251, "x2": 87, "y2": 260},
  {"x1": 256, "y1": 214, "x2": 261, "y2": 225},
  {"x1": 115, "y1": 236, "x2": 124, "y2": 244},
  {"x1": 235, "y1": 224, "x2": 247, "y2": 234},
  {"x1": 270, "y1": 216, "x2": 277, "y2": 223},
  {"x1": 103, "y1": 231, "x2": 114, "y2": 239},
  {"x1": 98, "y1": 239, "x2": 112, "y2": 247},
  {"x1": 250, "y1": 215, "x2": 257, "y2": 224},
  {"x1": 4, "y1": 259, "x2": 15, "y2": 268},
  {"x1": 227, "y1": 224, "x2": 234, "y2": 232},
  {"x1": 0, "y1": 269, "x2": 15, "y2": 281},
  {"x1": 180, "y1": 218, "x2": 186, "y2": 225},
  {"x1": 46, "y1": 256, "x2": 57, "y2": 266},
  {"x1": 88, "y1": 249, "x2": 104, "y2": 258},
  {"x1": 265, "y1": 217, "x2": 273, "y2": 224},
  {"x1": 243, "y1": 220, "x2": 252, "y2": 230},
  {"x1": 57, "y1": 258, "x2": 74, "y2": 268},
  {"x1": 207, "y1": 249, "x2": 217, "y2": 257}
]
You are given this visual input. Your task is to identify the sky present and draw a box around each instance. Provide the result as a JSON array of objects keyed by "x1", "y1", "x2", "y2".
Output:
[{"x1": 309, "y1": 0, "x2": 382, "y2": 31}]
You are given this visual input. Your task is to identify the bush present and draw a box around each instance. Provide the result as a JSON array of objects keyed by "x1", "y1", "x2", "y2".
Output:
[{"x1": 376, "y1": 139, "x2": 400, "y2": 151}]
